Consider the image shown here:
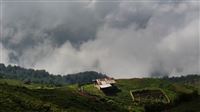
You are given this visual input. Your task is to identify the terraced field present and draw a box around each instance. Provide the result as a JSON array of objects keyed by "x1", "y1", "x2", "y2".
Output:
[{"x1": 130, "y1": 88, "x2": 170, "y2": 104}]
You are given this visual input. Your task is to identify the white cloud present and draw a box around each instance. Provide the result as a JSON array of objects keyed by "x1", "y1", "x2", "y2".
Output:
[
  {"x1": 1, "y1": 1, "x2": 199, "y2": 78},
  {"x1": 0, "y1": 43, "x2": 10, "y2": 65}
]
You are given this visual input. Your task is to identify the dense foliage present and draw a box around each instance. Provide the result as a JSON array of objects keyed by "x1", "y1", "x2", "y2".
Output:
[{"x1": 0, "y1": 63, "x2": 107, "y2": 85}]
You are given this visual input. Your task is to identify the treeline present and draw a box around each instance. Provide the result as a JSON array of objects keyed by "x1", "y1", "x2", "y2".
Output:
[
  {"x1": 162, "y1": 75, "x2": 200, "y2": 84},
  {"x1": 0, "y1": 63, "x2": 107, "y2": 85}
]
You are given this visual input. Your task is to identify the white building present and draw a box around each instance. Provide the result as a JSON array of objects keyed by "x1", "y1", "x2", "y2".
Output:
[{"x1": 94, "y1": 78, "x2": 116, "y2": 89}]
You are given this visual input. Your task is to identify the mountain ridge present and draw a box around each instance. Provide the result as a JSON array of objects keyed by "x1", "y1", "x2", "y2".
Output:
[{"x1": 0, "y1": 63, "x2": 107, "y2": 85}]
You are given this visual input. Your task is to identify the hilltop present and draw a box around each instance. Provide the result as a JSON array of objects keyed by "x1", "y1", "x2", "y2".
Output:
[
  {"x1": 0, "y1": 64, "x2": 200, "y2": 112},
  {"x1": 0, "y1": 76, "x2": 200, "y2": 112},
  {"x1": 0, "y1": 63, "x2": 107, "y2": 85}
]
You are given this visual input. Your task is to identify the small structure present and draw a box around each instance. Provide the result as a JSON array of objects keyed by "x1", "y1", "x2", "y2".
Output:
[{"x1": 94, "y1": 78, "x2": 116, "y2": 89}]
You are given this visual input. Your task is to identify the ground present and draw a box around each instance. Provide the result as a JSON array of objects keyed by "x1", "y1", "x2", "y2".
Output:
[{"x1": 0, "y1": 77, "x2": 199, "y2": 112}]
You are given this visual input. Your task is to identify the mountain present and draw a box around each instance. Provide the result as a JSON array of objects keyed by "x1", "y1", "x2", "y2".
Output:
[{"x1": 0, "y1": 63, "x2": 107, "y2": 85}]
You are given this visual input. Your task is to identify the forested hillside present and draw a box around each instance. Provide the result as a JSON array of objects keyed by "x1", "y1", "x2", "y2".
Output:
[
  {"x1": 163, "y1": 75, "x2": 200, "y2": 84},
  {"x1": 0, "y1": 63, "x2": 107, "y2": 85}
]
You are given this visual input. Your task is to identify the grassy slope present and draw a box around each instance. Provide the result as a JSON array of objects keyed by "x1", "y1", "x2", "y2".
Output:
[
  {"x1": 83, "y1": 78, "x2": 199, "y2": 112},
  {"x1": 0, "y1": 78, "x2": 57, "y2": 89},
  {"x1": 0, "y1": 78, "x2": 199, "y2": 112},
  {"x1": 168, "y1": 97, "x2": 200, "y2": 112},
  {"x1": 0, "y1": 79, "x2": 127, "y2": 112},
  {"x1": 0, "y1": 84, "x2": 62, "y2": 112},
  {"x1": 84, "y1": 79, "x2": 175, "y2": 104}
]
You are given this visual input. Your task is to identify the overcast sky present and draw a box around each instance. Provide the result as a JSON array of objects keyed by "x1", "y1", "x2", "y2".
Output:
[{"x1": 0, "y1": 0, "x2": 199, "y2": 78}]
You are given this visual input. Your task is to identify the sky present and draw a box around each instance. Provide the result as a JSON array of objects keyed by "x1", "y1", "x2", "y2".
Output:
[{"x1": 0, "y1": 0, "x2": 199, "y2": 78}]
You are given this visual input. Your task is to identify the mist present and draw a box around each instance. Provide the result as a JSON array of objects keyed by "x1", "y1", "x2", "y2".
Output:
[{"x1": 0, "y1": 0, "x2": 199, "y2": 78}]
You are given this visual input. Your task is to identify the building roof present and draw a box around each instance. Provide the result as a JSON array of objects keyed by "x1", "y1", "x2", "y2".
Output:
[
  {"x1": 99, "y1": 84, "x2": 112, "y2": 88},
  {"x1": 95, "y1": 78, "x2": 116, "y2": 89}
]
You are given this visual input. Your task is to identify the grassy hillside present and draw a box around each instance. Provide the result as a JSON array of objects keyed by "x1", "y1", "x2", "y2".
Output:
[
  {"x1": 0, "y1": 77, "x2": 199, "y2": 112},
  {"x1": 0, "y1": 79, "x2": 127, "y2": 112},
  {"x1": 82, "y1": 78, "x2": 199, "y2": 112}
]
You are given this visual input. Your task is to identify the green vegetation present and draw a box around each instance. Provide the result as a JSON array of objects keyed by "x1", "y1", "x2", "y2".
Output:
[
  {"x1": 0, "y1": 82, "x2": 127, "y2": 112},
  {"x1": 0, "y1": 77, "x2": 199, "y2": 112},
  {"x1": 163, "y1": 75, "x2": 200, "y2": 93},
  {"x1": 0, "y1": 78, "x2": 58, "y2": 89},
  {"x1": 0, "y1": 64, "x2": 200, "y2": 112},
  {"x1": 0, "y1": 63, "x2": 107, "y2": 85},
  {"x1": 81, "y1": 78, "x2": 199, "y2": 112},
  {"x1": 83, "y1": 84, "x2": 105, "y2": 96},
  {"x1": 130, "y1": 88, "x2": 170, "y2": 104}
]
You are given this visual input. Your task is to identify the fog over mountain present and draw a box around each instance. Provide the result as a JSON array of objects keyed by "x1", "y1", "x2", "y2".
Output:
[{"x1": 0, "y1": 0, "x2": 199, "y2": 78}]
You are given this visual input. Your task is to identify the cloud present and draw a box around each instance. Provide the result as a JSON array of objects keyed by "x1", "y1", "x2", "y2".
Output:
[
  {"x1": 0, "y1": 1, "x2": 199, "y2": 78},
  {"x1": 152, "y1": 19, "x2": 199, "y2": 77},
  {"x1": 0, "y1": 43, "x2": 10, "y2": 65}
]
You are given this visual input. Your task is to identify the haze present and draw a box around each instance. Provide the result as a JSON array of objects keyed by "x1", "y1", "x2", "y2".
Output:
[{"x1": 0, "y1": 0, "x2": 199, "y2": 78}]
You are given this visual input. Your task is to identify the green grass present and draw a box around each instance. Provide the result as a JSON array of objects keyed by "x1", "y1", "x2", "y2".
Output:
[
  {"x1": 0, "y1": 78, "x2": 199, "y2": 112},
  {"x1": 169, "y1": 96, "x2": 200, "y2": 112},
  {"x1": 0, "y1": 81, "x2": 127, "y2": 112},
  {"x1": 0, "y1": 84, "x2": 63, "y2": 112},
  {"x1": 0, "y1": 79, "x2": 24, "y2": 86},
  {"x1": 81, "y1": 78, "x2": 199, "y2": 111},
  {"x1": 83, "y1": 84, "x2": 104, "y2": 96},
  {"x1": 0, "y1": 79, "x2": 57, "y2": 89}
]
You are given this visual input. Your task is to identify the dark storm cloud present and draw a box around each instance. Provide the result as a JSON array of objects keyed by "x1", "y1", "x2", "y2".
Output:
[
  {"x1": 1, "y1": 2, "x2": 99, "y2": 61},
  {"x1": 0, "y1": 0, "x2": 199, "y2": 78},
  {"x1": 2, "y1": 1, "x2": 152, "y2": 63}
]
